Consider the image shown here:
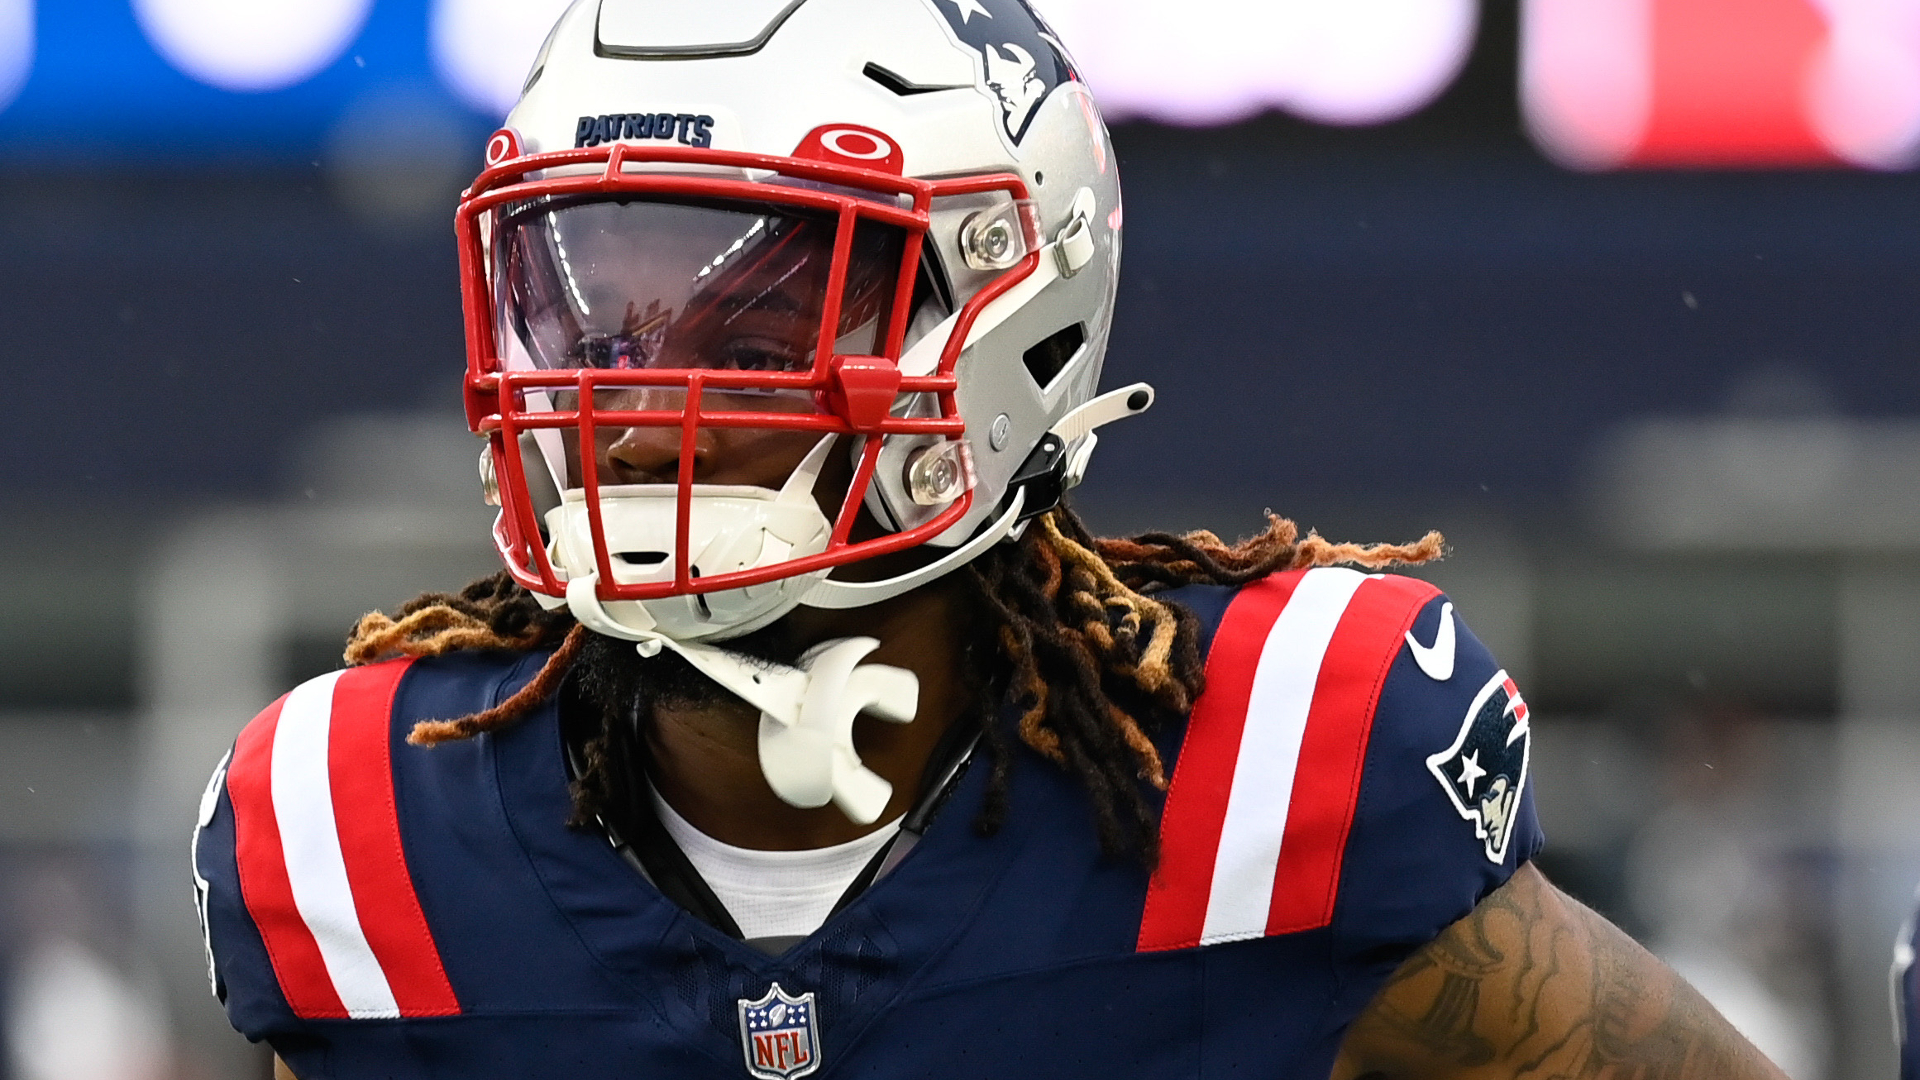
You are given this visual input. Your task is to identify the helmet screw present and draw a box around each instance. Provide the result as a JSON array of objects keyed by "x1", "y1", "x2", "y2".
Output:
[
  {"x1": 989, "y1": 413, "x2": 1012, "y2": 451},
  {"x1": 962, "y1": 211, "x2": 1025, "y2": 271},
  {"x1": 980, "y1": 220, "x2": 1012, "y2": 260},
  {"x1": 906, "y1": 442, "x2": 968, "y2": 506}
]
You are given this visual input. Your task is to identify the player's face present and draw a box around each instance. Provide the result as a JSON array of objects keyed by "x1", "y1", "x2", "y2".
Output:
[
  {"x1": 495, "y1": 196, "x2": 905, "y2": 494},
  {"x1": 584, "y1": 247, "x2": 836, "y2": 491}
]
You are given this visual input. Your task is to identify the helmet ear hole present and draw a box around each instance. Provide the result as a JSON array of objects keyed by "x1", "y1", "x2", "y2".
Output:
[
  {"x1": 1021, "y1": 323, "x2": 1086, "y2": 391},
  {"x1": 911, "y1": 245, "x2": 953, "y2": 328}
]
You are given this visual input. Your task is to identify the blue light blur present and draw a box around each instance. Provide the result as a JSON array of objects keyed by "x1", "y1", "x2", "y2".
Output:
[{"x1": 0, "y1": 0, "x2": 483, "y2": 162}]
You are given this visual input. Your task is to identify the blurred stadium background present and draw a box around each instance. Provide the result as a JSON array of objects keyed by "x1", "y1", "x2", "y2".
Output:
[{"x1": 3, "y1": 0, "x2": 1919, "y2": 1077}]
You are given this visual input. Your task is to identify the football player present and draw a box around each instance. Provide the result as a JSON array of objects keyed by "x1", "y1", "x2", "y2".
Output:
[{"x1": 191, "y1": 1, "x2": 1790, "y2": 1077}]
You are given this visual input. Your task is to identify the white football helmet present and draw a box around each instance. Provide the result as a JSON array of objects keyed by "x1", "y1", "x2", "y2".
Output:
[{"x1": 459, "y1": 0, "x2": 1144, "y2": 650}]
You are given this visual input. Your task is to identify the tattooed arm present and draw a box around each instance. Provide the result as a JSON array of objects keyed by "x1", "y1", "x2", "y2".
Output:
[{"x1": 1330, "y1": 862, "x2": 1788, "y2": 1080}]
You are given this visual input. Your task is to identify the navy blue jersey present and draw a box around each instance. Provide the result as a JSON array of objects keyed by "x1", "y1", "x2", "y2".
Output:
[
  {"x1": 1900, "y1": 895, "x2": 1919, "y2": 1080},
  {"x1": 193, "y1": 566, "x2": 1542, "y2": 1079}
]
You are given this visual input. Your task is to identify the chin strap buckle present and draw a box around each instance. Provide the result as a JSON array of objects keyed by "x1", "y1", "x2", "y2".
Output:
[
  {"x1": 1010, "y1": 381, "x2": 1157, "y2": 521},
  {"x1": 1052, "y1": 187, "x2": 1099, "y2": 279},
  {"x1": 1009, "y1": 432, "x2": 1070, "y2": 523}
]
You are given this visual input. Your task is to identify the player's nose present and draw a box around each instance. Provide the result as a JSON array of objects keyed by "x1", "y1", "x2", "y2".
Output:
[
  {"x1": 600, "y1": 391, "x2": 717, "y2": 484},
  {"x1": 602, "y1": 424, "x2": 719, "y2": 485}
]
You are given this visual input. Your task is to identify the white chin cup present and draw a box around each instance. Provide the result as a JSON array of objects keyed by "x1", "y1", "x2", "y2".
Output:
[
  {"x1": 532, "y1": 433, "x2": 932, "y2": 824},
  {"x1": 542, "y1": 437, "x2": 835, "y2": 643}
]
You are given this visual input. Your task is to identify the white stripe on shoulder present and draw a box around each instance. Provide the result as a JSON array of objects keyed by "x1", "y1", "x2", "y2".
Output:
[
  {"x1": 270, "y1": 670, "x2": 400, "y2": 1019},
  {"x1": 1200, "y1": 567, "x2": 1367, "y2": 946}
]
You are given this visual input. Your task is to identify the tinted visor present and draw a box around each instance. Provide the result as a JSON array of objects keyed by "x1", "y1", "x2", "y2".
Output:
[{"x1": 496, "y1": 196, "x2": 908, "y2": 381}]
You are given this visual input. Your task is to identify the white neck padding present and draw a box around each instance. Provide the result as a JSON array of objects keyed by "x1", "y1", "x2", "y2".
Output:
[{"x1": 651, "y1": 786, "x2": 901, "y2": 940}]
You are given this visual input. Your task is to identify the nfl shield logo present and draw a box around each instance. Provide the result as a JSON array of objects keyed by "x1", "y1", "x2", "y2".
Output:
[{"x1": 737, "y1": 982, "x2": 821, "y2": 1080}]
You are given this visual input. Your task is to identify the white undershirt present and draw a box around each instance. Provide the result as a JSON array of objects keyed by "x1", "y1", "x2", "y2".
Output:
[{"x1": 651, "y1": 788, "x2": 901, "y2": 941}]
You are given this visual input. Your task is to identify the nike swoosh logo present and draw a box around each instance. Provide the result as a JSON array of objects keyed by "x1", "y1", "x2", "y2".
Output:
[{"x1": 1405, "y1": 602, "x2": 1456, "y2": 681}]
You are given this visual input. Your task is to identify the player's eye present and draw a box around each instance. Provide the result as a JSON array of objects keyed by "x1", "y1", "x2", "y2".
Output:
[
  {"x1": 568, "y1": 334, "x2": 653, "y2": 369},
  {"x1": 717, "y1": 338, "x2": 805, "y2": 373}
]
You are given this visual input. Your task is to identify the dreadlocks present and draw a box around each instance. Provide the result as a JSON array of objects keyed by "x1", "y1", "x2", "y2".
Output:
[
  {"x1": 344, "y1": 507, "x2": 1442, "y2": 862},
  {"x1": 953, "y1": 509, "x2": 1441, "y2": 860}
]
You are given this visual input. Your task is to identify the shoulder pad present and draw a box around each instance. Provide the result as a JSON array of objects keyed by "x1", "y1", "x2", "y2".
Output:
[
  {"x1": 1139, "y1": 567, "x2": 1440, "y2": 951},
  {"x1": 221, "y1": 660, "x2": 462, "y2": 1020}
]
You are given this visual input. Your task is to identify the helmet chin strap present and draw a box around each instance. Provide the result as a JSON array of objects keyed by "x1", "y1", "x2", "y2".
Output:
[{"x1": 799, "y1": 487, "x2": 1027, "y2": 610}]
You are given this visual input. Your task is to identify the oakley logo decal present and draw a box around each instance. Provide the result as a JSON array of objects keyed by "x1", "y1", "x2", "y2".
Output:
[
  {"x1": 484, "y1": 128, "x2": 521, "y2": 167},
  {"x1": 818, "y1": 128, "x2": 894, "y2": 160},
  {"x1": 791, "y1": 123, "x2": 905, "y2": 174}
]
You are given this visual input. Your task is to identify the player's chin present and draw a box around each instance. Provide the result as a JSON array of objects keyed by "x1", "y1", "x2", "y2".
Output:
[{"x1": 576, "y1": 618, "x2": 811, "y2": 709}]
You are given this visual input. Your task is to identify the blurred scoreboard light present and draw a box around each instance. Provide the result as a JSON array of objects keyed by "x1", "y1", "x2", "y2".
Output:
[
  {"x1": 0, "y1": 0, "x2": 1483, "y2": 154},
  {"x1": 432, "y1": 0, "x2": 575, "y2": 118},
  {"x1": 0, "y1": 0, "x2": 28, "y2": 113},
  {"x1": 131, "y1": 0, "x2": 374, "y2": 92},
  {"x1": 1031, "y1": 0, "x2": 1479, "y2": 126},
  {"x1": 1523, "y1": 0, "x2": 1920, "y2": 169}
]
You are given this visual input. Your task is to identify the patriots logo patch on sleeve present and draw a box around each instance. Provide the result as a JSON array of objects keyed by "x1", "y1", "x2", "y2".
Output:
[{"x1": 1426, "y1": 670, "x2": 1532, "y2": 864}]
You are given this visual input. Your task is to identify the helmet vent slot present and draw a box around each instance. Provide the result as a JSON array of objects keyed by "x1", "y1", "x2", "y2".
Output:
[
  {"x1": 1022, "y1": 323, "x2": 1086, "y2": 391},
  {"x1": 862, "y1": 62, "x2": 967, "y2": 97},
  {"x1": 616, "y1": 551, "x2": 669, "y2": 566},
  {"x1": 596, "y1": 0, "x2": 813, "y2": 59}
]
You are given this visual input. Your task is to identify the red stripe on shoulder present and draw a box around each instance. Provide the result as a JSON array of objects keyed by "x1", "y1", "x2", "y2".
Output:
[
  {"x1": 1138, "y1": 570, "x2": 1308, "y2": 952},
  {"x1": 1266, "y1": 574, "x2": 1441, "y2": 934},
  {"x1": 327, "y1": 659, "x2": 461, "y2": 1017},
  {"x1": 227, "y1": 695, "x2": 349, "y2": 1019}
]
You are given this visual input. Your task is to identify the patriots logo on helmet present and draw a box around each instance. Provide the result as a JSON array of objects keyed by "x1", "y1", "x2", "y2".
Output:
[
  {"x1": 738, "y1": 983, "x2": 821, "y2": 1080},
  {"x1": 926, "y1": 0, "x2": 1077, "y2": 145},
  {"x1": 1426, "y1": 670, "x2": 1533, "y2": 864}
]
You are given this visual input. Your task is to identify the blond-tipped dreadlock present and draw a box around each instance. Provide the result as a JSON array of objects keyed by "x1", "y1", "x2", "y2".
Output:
[
  {"x1": 342, "y1": 572, "x2": 575, "y2": 746},
  {"x1": 342, "y1": 507, "x2": 1442, "y2": 861}
]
